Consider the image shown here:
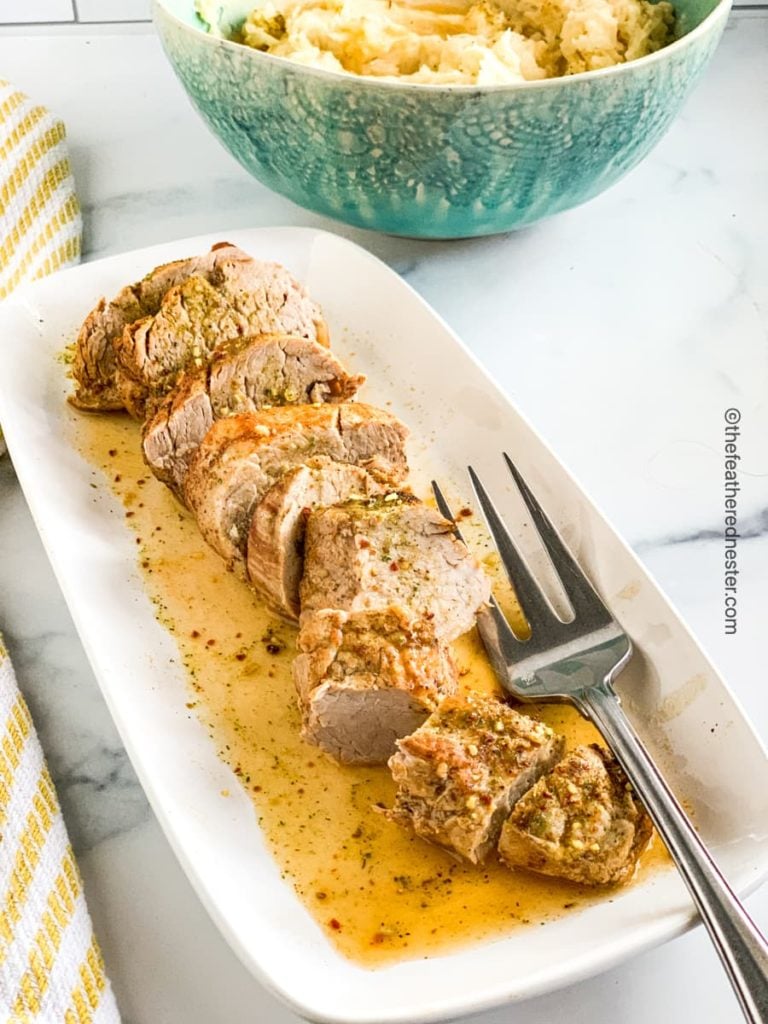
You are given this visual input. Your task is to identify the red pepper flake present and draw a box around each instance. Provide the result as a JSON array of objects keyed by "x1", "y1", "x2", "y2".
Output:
[
  {"x1": 191, "y1": 630, "x2": 201, "y2": 639},
  {"x1": 125, "y1": 511, "x2": 134, "y2": 518},
  {"x1": 114, "y1": 474, "x2": 122, "y2": 483},
  {"x1": 108, "y1": 449, "x2": 117, "y2": 457},
  {"x1": 235, "y1": 632, "x2": 242, "y2": 639},
  {"x1": 235, "y1": 652, "x2": 247, "y2": 662},
  {"x1": 234, "y1": 765, "x2": 243, "y2": 776},
  {"x1": 315, "y1": 891, "x2": 328, "y2": 901},
  {"x1": 371, "y1": 932, "x2": 386, "y2": 945},
  {"x1": 389, "y1": 561, "x2": 399, "y2": 572},
  {"x1": 358, "y1": 538, "x2": 370, "y2": 549},
  {"x1": 329, "y1": 918, "x2": 342, "y2": 932},
  {"x1": 458, "y1": 507, "x2": 473, "y2": 519},
  {"x1": 206, "y1": 638, "x2": 216, "y2": 647},
  {"x1": 253, "y1": 784, "x2": 262, "y2": 793},
  {"x1": 266, "y1": 642, "x2": 282, "y2": 655}
]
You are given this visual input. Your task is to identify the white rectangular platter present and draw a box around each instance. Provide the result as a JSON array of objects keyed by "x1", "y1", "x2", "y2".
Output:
[{"x1": 0, "y1": 226, "x2": 766, "y2": 1024}]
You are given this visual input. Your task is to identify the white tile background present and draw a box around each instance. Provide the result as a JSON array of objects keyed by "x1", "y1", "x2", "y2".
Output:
[
  {"x1": 0, "y1": 0, "x2": 74, "y2": 23},
  {"x1": 75, "y1": 0, "x2": 151, "y2": 20},
  {"x1": 0, "y1": 0, "x2": 761, "y2": 24},
  {"x1": 0, "y1": 0, "x2": 151, "y2": 23}
]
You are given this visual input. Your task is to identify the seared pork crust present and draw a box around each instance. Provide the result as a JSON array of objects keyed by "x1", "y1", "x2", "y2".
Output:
[
  {"x1": 498, "y1": 744, "x2": 653, "y2": 886},
  {"x1": 387, "y1": 694, "x2": 564, "y2": 863}
]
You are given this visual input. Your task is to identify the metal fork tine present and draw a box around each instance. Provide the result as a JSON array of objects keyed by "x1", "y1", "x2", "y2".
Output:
[
  {"x1": 431, "y1": 479, "x2": 467, "y2": 542},
  {"x1": 430, "y1": 480, "x2": 522, "y2": 654},
  {"x1": 475, "y1": 599, "x2": 526, "y2": 677},
  {"x1": 502, "y1": 453, "x2": 612, "y2": 625},
  {"x1": 467, "y1": 466, "x2": 558, "y2": 634}
]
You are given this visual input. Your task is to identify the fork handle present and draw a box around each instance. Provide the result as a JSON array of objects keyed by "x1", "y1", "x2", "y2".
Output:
[{"x1": 577, "y1": 681, "x2": 768, "y2": 1023}]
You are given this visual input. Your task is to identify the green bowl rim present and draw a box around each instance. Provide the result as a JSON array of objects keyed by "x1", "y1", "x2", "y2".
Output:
[{"x1": 151, "y1": 0, "x2": 732, "y2": 94}]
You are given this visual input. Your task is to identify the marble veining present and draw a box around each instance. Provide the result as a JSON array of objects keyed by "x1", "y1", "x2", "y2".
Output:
[
  {"x1": 0, "y1": 12, "x2": 766, "y2": 1023},
  {"x1": 635, "y1": 507, "x2": 768, "y2": 554}
]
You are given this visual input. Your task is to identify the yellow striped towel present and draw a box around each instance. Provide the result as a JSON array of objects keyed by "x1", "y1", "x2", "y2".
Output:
[
  {"x1": 0, "y1": 84, "x2": 120, "y2": 1022},
  {"x1": 0, "y1": 77, "x2": 83, "y2": 458},
  {"x1": 0, "y1": 78, "x2": 82, "y2": 302}
]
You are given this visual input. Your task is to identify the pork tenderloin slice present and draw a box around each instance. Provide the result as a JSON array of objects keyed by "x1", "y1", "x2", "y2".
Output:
[
  {"x1": 209, "y1": 334, "x2": 361, "y2": 416},
  {"x1": 300, "y1": 495, "x2": 490, "y2": 643},
  {"x1": 247, "y1": 458, "x2": 384, "y2": 619},
  {"x1": 116, "y1": 276, "x2": 248, "y2": 419},
  {"x1": 116, "y1": 255, "x2": 329, "y2": 420},
  {"x1": 294, "y1": 607, "x2": 458, "y2": 765},
  {"x1": 184, "y1": 403, "x2": 409, "y2": 569},
  {"x1": 141, "y1": 376, "x2": 215, "y2": 493},
  {"x1": 142, "y1": 334, "x2": 365, "y2": 493},
  {"x1": 498, "y1": 744, "x2": 653, "y2": 886},
  {"x1": 387, "y1": 693, "x2": 565, "y2": 864},
  {"x1": 209, "y1": 252, "x2": 328, "y2": 347},
  {"x1": 70, "y1": 241, "x2": 251, "y2": 411}
]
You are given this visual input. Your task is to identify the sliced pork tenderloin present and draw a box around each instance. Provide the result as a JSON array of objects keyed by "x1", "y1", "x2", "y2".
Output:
[
  {"x1": 210, "y1": 248, "x2": 328, "y2": 347},
  {"x1": 247, "y1": 458, "x2": 384, "y2": 618},
  {"x1": 72, "y1": 297, "x2": 141, "y2": 411},
  {"x1": 72, "y1": 240, "x2": 327, "y2": 416},
  {"x1": 387, "y1": 693, "x2": 564, "y2": 864},
  {"x1": 142, "y1": 375, "x2": 215, "y2": 494},
  {"x1": 117, "y1": 275, "x2": 242, "y2": 418},
  {"x1": 294, "y1": 607, "x2": 458, "y2": 765},
  {"x1": 71, "y1": 241, "x2": 309, "y2": 411},
  {"x1": 142, "y1": 335, "x2": 365, "y2": 493},
  {"x1": 117, "y1": 254, "x2": 327, "y2": 419},
  {"x1": 184, "y1": 404, "x2": 409, "y2": 570},
  {"x1": 498, "y1": 744, "x2": 653, "y2": 885},
  {"x1": 299, "y1": 495, "x2": 491, "y2": 643}
]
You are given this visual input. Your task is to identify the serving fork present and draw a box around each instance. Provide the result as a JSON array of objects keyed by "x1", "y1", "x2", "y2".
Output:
[{"x1": 432, "y1": 456, "x2": 768, "y2": 1023}]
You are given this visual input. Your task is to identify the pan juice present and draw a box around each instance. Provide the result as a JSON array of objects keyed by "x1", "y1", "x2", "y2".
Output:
[{"x1": 71, "y1": 410, "x2": 668, "y2": 966}]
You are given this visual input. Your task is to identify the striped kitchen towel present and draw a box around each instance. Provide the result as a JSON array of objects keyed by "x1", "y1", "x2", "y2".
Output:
[
  {"x1": 0, "y1": 648, "x2": 120, "y2": 1023},
  {"x1": 0, "y1": 78, "x2": 82, "y2": 302},
  {"x1": 0, "y1": 76, "x2": 83, "y2": 458},
  {"x1": 0, "y1": 84, "x2": 120, "y2": 1022}
]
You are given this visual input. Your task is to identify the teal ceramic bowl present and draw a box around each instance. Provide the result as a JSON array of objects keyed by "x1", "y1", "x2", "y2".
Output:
[{"x1": 153, "y1": 0, "x2": 730, "y2": 238}]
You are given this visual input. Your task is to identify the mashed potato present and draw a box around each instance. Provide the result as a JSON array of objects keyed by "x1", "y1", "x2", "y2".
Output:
[{"x1": 197, "y1": 0, "x2": 675, "y2": 84}]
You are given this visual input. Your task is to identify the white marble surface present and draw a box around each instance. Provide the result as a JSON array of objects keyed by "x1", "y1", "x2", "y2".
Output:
[{"x1": 0, "y1": 14, "x2": 767, "y2": 1023}]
